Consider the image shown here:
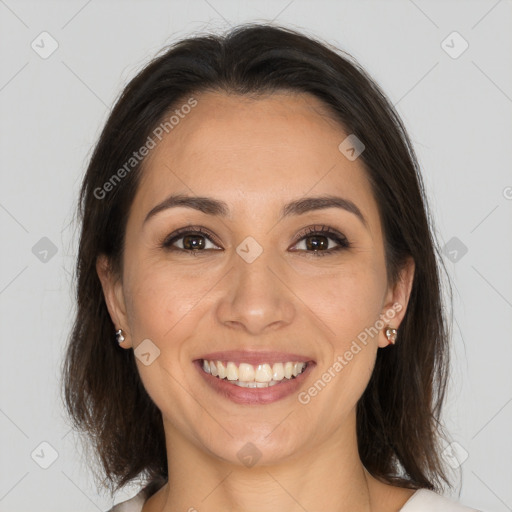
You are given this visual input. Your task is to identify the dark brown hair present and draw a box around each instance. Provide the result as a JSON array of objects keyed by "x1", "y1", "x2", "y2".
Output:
[{"x1": 61, "y1": 22, "x2": 455, "y2": 501}]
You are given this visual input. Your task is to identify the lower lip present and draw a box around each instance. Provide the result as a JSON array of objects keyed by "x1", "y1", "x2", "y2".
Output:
[{"x1": 194, "y1": 360, "x2": 316, "y2": 405}]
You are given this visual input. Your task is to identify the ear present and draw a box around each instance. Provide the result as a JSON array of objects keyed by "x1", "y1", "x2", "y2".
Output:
[
  {"x1": 96, "y1": 254, "x2": 132, "y2": 348},
  {"x1": 377, "y1": 256, "x2": 415, "y2": 348}
]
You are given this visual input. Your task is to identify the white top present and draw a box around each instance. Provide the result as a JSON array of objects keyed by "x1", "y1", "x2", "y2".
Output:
[{"x1": 107, "y1": 488, "x2": 483, "y2": 511}]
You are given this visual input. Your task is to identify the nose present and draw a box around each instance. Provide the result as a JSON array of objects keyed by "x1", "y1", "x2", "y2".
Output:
[{"x1": 215, "y1": 251, "x2": 296, "y2": 335}]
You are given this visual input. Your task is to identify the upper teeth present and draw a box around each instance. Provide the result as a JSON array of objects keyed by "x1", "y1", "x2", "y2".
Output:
[{"x1": 202, "y1": 360, "x2": 307, "y2": 382}]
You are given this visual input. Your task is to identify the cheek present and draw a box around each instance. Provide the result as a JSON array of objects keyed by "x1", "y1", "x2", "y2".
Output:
[
  {"x1": 123, "y1": 259, "x2": 210, "y2": 340},
  {"x1": 307, "y1": 260, "x2": 385, "y2": 411},
  {"x1": 122, "y1": 262, "x2": 204, "y2": 413},
  {"x1": 306, "y1": 262, "x2": 385, "y2": 345},
  {"x1": 307, "y1": 271, "x2": 382, "y2": 418}
]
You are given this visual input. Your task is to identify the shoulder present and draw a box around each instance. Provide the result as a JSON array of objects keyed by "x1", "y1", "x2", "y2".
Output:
[
  {"x1": 104, "y1": 487, "x2": 484, "y2": 512},
  {"x1": 105, "y1": 489, "x2": 146, "y2": 512},
  {"x1": 401, "y1": 489, "x2": 483, "y2": 512}
]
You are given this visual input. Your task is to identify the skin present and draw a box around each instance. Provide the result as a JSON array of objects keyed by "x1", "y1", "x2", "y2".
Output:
[{"x1": 97, "y1": 91, "x2": 416, "y2": 512}]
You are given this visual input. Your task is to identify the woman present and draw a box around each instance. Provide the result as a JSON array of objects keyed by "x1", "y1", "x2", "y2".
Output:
[{"x1": 61, "y1": 23, "x2": 483, "y2": 512}]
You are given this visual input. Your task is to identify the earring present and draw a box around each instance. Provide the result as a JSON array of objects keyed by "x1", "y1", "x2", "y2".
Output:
[
  {"x1": 385, "y1": 326, "x2": 397, "y2": 345},
  {"x1": 116, "y1": 329, "x2": 125, "y2": 345}
]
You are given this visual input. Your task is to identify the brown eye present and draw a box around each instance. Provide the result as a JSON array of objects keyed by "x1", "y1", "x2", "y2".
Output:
[
  {"x1": 160, "y1": 224, "x2": 350, "y2": 258},
  {"x1": 290, "y1": 225, "x2": 350, "y2": 257},
  {"x1": 303, "y1": 234, "x2": 330, "y2": 251},
  {"x1": 161, "y1": 226, "x2": 221, "y2": 254},
  {"x1": 179, "y1": 234, "x2": 207, "y2": 250}
]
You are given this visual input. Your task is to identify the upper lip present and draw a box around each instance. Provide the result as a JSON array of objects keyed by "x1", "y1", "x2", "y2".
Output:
[{"x1": 196, "y1": 350, "x2": 315, "y2": 365}]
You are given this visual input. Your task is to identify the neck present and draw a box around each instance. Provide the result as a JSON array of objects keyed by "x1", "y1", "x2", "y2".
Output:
[{"x1": 146, "y1": 414, "x2": 402, "y2": 512}]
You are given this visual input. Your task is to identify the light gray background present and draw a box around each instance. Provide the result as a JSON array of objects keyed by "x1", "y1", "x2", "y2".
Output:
[{"x1": 1, "y1": 1, "x2": 511, "y2": 511}]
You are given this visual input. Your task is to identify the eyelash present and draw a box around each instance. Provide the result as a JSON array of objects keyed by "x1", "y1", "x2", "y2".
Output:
[{"x1": 160, "y1": 224, "x2": 351, "y2": 257}]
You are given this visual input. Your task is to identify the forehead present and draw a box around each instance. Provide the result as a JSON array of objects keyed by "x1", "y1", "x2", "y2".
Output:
[
  {"x1": 131, "y1": 91, "x2": 379, "y2": 232},
  {"x1": 144, "y1": 91, "x2": 345, "y2": 173}
]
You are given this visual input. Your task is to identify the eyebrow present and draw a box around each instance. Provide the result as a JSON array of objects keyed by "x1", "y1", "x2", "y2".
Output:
[{"x1": 143, "y1": 193, "x2": 369, "y2": 230}]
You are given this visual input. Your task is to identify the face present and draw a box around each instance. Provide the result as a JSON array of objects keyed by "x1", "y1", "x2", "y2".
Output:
[{"x1": 97, "y1": 91, "x2": 414, "y2": 467}]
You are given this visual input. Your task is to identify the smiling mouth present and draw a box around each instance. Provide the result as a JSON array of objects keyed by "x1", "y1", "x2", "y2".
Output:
[{"x1": 199, "y1": 359, "x2": 310, "y2": 388}]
